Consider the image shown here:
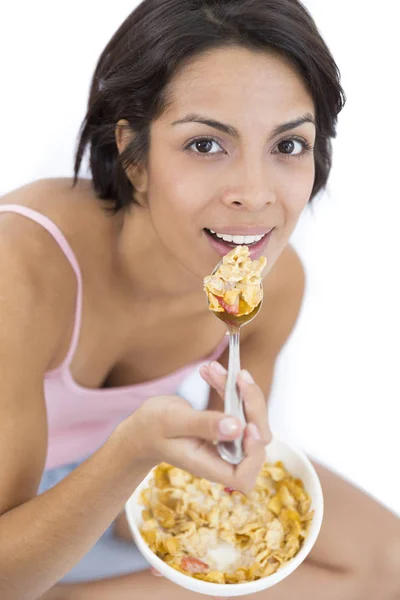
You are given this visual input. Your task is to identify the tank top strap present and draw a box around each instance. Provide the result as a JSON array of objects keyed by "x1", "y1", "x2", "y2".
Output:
[{"x1": 0, "y1": 204, "x2": 83, "y2": 368}]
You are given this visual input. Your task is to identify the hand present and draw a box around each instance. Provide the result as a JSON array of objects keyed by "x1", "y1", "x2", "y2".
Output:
[{"x1": 117, "y1": 365, "x2": 271, "y2": 495}]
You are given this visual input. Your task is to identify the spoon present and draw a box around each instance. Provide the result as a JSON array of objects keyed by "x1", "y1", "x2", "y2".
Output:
[{"x1": 209, "y1": 262, "x2": 263, "y2": 465}]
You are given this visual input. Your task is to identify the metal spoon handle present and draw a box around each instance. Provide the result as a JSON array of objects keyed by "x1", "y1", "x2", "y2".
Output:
[{"x1": 217, "y1": 328, "x2": 246, "y2": 465}]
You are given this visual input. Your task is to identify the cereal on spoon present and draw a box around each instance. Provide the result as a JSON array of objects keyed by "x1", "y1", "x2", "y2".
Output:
[{"x1": 203, "y1": 246, "x2": 267, "y2": 317}]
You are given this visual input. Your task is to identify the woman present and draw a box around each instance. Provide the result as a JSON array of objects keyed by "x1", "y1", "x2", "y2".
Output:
[{"x1": 0, "y1": 1, "x2": 398, "y2": 599}]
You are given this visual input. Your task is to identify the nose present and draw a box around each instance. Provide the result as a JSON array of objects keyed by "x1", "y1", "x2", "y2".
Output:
[{"x1": 221, "y1": 160, "x2": 277, "y2": 211}]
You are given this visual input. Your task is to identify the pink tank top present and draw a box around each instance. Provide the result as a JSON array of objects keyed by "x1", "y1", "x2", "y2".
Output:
[{"x1": 0, "y1": 205, "x2": 228, "y2": 470}]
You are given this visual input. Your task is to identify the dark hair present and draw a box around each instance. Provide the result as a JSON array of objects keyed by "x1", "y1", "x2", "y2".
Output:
[{"x1": 74, "y1": 0, "x2": 345, "y2": 211}]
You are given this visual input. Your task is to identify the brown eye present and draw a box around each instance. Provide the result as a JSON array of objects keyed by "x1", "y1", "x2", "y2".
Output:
[
  {"x1": 278, "y1": 140, "x2": 295, "y2": 154},
  {"x1": 187, "y1": 138, "x2": 223, "y2": 155},
  {"x1": 195, "y1": 140, "x2": 214, "y2": 153},
  {"x1": 276, "y1": 139, "x2": 304, "y2": 155}
]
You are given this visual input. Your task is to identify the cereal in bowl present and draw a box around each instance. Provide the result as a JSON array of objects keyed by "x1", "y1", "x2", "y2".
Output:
[{"x1": 139, "y1": 461, "x2": 314, "y2": 584}]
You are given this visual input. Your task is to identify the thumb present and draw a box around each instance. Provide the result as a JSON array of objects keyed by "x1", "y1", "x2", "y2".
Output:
[{"x1": 164, "y1": 403, "x2": 243, "y2": 442}]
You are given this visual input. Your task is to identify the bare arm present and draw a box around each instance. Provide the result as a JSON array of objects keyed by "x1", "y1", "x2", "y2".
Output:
[{"x1": 0, "y1": 224, "x2": 158, "y2": 600}]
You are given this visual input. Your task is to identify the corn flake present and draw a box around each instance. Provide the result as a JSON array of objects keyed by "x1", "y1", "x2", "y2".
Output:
[
  {"x1": 139, "y1": 460, "x2": 313, "y2": 584},
  {"x1": 204, "y1": 246, "x2": 267, "y2": 316}
]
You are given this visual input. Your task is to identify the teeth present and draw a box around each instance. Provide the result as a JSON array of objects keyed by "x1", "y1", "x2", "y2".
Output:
[
  {"x1": 216, "y1": 233, "x2": 233, "y2": 242},
  {"x1": 232, "y1": 235, "x2": 245, "y2": 244},
  {"x1": 244, "y1": 235, "x2": 264, "y2": 244},
  {"x1": 211, "y1": 230, "x2": 265, "y2": 244},
  {"x1": 207, "y1": 229, "x2": 267, "y2": 244}
]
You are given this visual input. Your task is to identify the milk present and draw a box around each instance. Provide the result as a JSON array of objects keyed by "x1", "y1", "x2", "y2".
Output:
[{"x1": 207, "y1": 541, "x2": 241, "y2": 572}]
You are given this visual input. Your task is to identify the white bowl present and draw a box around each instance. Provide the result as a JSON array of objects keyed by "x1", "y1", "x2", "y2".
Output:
[{"x1": 125, "y1": 436, "x2": 324, "y2": 597}]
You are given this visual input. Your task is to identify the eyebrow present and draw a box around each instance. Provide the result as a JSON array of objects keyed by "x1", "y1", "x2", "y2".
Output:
[{"x1": 171, "y1": 112, "x2": 316, "y2": 139}]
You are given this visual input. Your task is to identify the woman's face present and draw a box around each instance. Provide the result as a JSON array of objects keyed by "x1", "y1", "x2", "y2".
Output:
[{"x1": 138, "y1": 46, "x2": 316, "y2": 280}]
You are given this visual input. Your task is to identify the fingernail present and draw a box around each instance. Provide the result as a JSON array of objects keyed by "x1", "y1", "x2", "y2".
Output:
[
  {"x1": 151, "y1": 567, "x2": 163, "y2": 577},
  {"x1": 211, "y1": 361, "x2": 227, "y2": 375},
  {"x1": 248, "y1": 423, "x2": 261, "y2": 441},
  {"x1": 219, "y1": 417, "x2": 241, "y2": 437},
  {"x1": 240, "y1": 370, "x2": 254, "y2": 384}
]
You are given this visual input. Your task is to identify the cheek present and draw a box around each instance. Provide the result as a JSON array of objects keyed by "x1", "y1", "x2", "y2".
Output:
[
  {"x1": 147, "y1": 152, "x2": 210, "y2": 221},
  {"x1": 280, "y1": 161, "x2": 315, "y2": 216},
  {"x1": 147, "y1": 166, "x2": 206, "y2": 232}
]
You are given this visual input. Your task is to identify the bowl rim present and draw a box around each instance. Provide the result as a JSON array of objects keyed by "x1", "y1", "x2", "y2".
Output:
[{"x1": 125, "y1": 436, "x2": 324, "y2": 596}]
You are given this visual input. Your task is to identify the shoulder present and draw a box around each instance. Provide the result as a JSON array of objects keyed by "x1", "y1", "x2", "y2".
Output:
[
  {"x1": 0, "y1": 178, "x2": 101, "y2": 365},
  {"x1": 0, "y1": 177, "x2": 111, "y2": 262},
  {"x1": 0, "y1": 178, "x2": 92, "y2": 287},
  {"x1": 0, "y1": 177, "x2": 99, "y2": 225},
  {"x1": 245, "y1": 244, "x2": 306, "y2": 359},
  {"x1": 1, "y1": 177, "x2": 84, "y2": 201},
  {"x1": 0, "y1": 178, "x2": 80, "y2": 269}
]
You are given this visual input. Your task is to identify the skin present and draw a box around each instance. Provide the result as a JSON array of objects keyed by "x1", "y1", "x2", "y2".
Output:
[{"x1": 0, "y1": 47, "x2": 398, "y2": 600}]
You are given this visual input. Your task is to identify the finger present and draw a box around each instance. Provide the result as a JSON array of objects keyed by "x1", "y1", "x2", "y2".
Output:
[
  {"x1": 151, "y1": 567, "x2": 163, "y2": 577},
  {"x1": 165, "y1": 436, "x2": 237, "y2": 484},
  {"x1": 237, "y1": 370, "x2": 272, "y2": 444},
  {"x1": 200, "y1": 362, "x2": 227, "y2": 397},
  {"x1": 200, "y1": 363, "x2": 227, "y2": 398},
  {"x1": 234, "y1": 425, "x2": 266, "y2": 494},
  {"x1": 164, "y1": 403, "x2": 243, "y2": 442},
  {"x1": 180, "y1": 424, "x2": 264, "y2": 495},
  {"x1": 165, "y1": 433, "x2": 263, "y2": 497}
]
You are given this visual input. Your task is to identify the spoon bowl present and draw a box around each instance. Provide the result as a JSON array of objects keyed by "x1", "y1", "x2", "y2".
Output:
[{"x1": 213, "y1": 299, "x2": 262, "y2": 329}]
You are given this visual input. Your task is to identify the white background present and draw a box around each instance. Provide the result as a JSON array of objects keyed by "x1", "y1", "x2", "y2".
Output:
[{"x1": 0, "y1": 1, "x2": 398, "y2": 515}]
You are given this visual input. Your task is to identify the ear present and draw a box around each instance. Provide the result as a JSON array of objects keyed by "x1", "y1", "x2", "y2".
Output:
[{"x1": 115, "y1": 119, "x2": 148, "y2": 194}]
